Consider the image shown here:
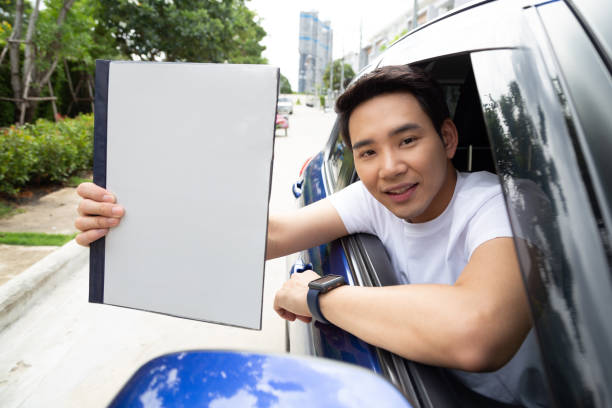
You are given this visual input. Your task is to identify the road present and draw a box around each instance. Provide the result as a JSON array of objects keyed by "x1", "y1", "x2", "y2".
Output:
[{"x1": 0, "y1": 102, "x2": 336, "y2": 407}]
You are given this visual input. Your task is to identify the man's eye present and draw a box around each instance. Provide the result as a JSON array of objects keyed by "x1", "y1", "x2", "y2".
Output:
[
  {"x1": 400, "y1": 137, "x2": 414, "y2": 146},
  {"x1": 360, "y1": 149, "x2": 375, "y2": 158}
]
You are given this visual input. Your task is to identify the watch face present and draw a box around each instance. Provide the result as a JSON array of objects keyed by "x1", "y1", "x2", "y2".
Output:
[{"x1": 309, "y1": 275, "x2": 345, "y2": 292}]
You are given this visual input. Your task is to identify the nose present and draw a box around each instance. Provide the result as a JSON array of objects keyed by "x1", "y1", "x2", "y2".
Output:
[{"x1": 379, "y1": 148, "x2": 407, "y2": 179}]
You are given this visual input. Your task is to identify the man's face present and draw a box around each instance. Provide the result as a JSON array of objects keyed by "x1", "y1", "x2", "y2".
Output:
[{"x1": 349, "y1": 92, "x2": 457, "y2": 223}]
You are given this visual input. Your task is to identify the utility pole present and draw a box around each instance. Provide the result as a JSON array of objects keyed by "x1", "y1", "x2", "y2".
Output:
[
  {"x1": 329, "y1": 56, "x2": 334, "y2": 109},
  {"x1": 340, "y1": 42, "x2": 346, "y2": 93},
  {"x1": 340, "y1": 57, "x2": 345, "y2": 93},
  {"x1": 413, "y1": 0, "x2": 418, "y2": 29}
]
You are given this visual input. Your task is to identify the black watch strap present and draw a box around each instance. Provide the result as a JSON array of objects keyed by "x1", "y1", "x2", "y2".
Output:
[{"x1": 307, "y1": 288, "x2": 330, "y2": 324}]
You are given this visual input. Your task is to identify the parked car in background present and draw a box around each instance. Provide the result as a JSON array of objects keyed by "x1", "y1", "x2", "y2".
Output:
[
  {"x1": 277, "y1": 96, "x2": 293, "y2": 115},
  {"x1": 275, "y1": 114, "x2": 288, "y2": 136},
  {"x1": 290, "y1": 0, "x2": 612, "y2": 407},
  {"x1": 305, "y1": 95, "x2": 316, "y2": 107}
]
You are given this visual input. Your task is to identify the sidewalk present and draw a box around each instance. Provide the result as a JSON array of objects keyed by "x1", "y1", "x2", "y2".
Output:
[{"x1": 0, "y1": 187, "x2": 80, "y2": 285}]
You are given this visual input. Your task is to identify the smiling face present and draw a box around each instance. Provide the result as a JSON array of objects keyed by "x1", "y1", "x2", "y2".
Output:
[{"x1": 349, "y1": 92, "x2": 458, "y2": 223}]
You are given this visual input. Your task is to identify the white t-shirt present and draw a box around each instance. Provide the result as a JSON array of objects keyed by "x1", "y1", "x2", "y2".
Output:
[
  {"x1": 329, "y1": 171, "x2": 548, "y2": 407},
  {"x1": 329, "y1": 171, "x2": 512, "y2": 286}
]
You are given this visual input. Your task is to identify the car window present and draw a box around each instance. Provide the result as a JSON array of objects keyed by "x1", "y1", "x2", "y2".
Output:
[
  {"x1": 472, "y1": 46, "x2": 611, "y2": 406},
  {"x1": 444, "y1": 84, "x2": 462, "y2": 118},
  {"x1": 413, "y1": 54, "x2": 495, "y2": 173},
  {"x1": 538, "y1": 1, "x2": 612, "y2": 237},
  {"x1": 326, "y1": 125, "x2": 354, "y2": 192}
]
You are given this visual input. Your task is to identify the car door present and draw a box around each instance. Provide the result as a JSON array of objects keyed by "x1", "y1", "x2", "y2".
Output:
[
  {"x1": 470, "y1": 2, "x2": 612, "y2": 406},
  {"x1": 294, "y1": 0, "x2": 611, "y2": 406}
]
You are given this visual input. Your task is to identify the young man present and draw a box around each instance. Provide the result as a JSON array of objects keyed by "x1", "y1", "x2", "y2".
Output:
[{"x1": 76, "y1": 65, "x2": 542, "y2": 405}]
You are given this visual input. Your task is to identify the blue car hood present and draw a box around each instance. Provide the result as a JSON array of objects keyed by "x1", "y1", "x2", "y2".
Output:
[{"x1": 109, "y1": 350, "x2": 412, "y2": 407}]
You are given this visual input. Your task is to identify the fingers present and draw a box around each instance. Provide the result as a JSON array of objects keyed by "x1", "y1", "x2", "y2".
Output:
[
  {"x1": 75, "y1": 228, "x2": 108, "y2": 247},
  {"x1": 76, "y1": 182, "x2": 116, "y2": 203},
  {"x1": 273, "y1": 305, "x2": 312, "y2": 323},
  {"x1": 77, "y1": 199, "x2": 124, "y2": 218},
  {"x1": 277, "y1": 308, "x2": 297, "y2": 322},
  {"x1": 75, "y1": 215, "x2": 121, "y2": 231},
  {"x1": 274, "y1": 276, "x2": 312, "y2": 322},
  {"x1": 75, "y1": 183, "x2": 124, "y2": 247}
]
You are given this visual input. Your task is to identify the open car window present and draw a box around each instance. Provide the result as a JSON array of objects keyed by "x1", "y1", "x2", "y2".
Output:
[{"x1": 336, "y1": 52, "x2": 545, "y2": 407}]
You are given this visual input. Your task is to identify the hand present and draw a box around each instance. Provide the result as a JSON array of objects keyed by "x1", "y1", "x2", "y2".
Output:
[
  {"x1": 273, "y1": 269, "x2": 320, "y2": 323},
  {"x1": 75, "y1": 182, "x2": 125, "y2": 246}
]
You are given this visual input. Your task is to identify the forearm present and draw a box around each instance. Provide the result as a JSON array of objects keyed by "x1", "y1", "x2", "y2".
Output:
[
  {"x1": 319, "y1": 284, "x2": 529, "y2": 371},
  {"x1": 266, "y1": 199, "x2": 348, "y2": 260}
]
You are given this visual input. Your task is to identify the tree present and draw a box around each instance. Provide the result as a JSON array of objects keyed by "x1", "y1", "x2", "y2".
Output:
[
  {"x1": 97, "y1": 0, "x2": 267, "y2": 64},
  {"x1": 323, "y1": 59, "x2": 355, "y2": 92},
  {"x1": 279, "y1": 73, "x2": 292, "y2": 94},
  {"x1": 0, "y1": 0, "x2": 125, "y2": 123},
  {"x1": 3, "y1": 0, "x2": 90, "y2": 122}
]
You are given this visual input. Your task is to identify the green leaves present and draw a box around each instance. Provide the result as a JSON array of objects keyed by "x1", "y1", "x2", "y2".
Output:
[
  {"x1": 279, "y1": 73, "x2": 292, "y2": 94},
  {"x1": 323, "y1": 60, "x2": 355, "y2": 92},
  {"x1": 97, "y1": 0, "x2": 267, "y2": 63},
  {"x1": 0, "y1": 114, "x2": 93, "y2": 195}
]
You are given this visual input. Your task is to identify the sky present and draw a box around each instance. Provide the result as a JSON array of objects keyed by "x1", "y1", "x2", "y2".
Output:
[{"x1": 247, "y1": 0, "x2": 415, "y2": 91}]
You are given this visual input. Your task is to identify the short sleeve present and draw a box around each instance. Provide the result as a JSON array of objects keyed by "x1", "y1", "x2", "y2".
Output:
[
  {"x1": 465, "y1": 193, "x2": 513, "y2": 259},
  {"x1": 328, "y1": 181, "x2": 377, "y2": 235}
]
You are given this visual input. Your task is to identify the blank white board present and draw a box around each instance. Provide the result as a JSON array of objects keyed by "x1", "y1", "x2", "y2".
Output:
[{"x1": 90, "y1": 61, "x2": 278, "y2": 329}]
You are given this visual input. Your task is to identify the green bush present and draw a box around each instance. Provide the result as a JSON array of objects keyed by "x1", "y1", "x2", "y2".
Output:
[{"x1": 0, "y1": 114, "x2": 93, "y2": 195}]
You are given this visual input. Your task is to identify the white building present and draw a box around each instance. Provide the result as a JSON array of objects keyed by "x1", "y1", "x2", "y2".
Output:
[
  {"x1": 346, "y1": 0, "x2": 466, "y2": 72},
  {"x1": 298, "y1": 11, "x2": 333, "y2": 94}
]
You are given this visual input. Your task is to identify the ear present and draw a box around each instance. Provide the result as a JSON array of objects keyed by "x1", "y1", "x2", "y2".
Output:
[{"x1": 440, "y1": 119, "x2": 458, "y2": 159}]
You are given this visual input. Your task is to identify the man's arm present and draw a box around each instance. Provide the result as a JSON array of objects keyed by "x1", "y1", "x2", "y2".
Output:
[
  {"x1": 76, "y1": 182, "x2": 348, "y2": 257},
  {"x1": 274, "y1": 237, "x2": 531, "y2": 372},
  {"x1": 266, "y1": 198, "x2": 348, "y2": 260}
]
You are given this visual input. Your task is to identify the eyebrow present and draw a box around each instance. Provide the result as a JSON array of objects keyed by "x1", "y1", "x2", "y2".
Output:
[{"x1": 352, "y1": 122, "x2": 422, "y2": 150}]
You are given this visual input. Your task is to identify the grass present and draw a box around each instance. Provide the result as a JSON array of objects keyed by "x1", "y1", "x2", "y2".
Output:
[
  {"x1": 66, "y1": 175, "x2": 92, "y2": 187},
  {"x1": 0, "y1": 201, "x2": 14, "y2": 218},
  {"x1": 0, "y1": 232, "x2": 77, "y2": 246},
  {"x1": 0, "y1": 201, "x2": 25, "y2": 219}
]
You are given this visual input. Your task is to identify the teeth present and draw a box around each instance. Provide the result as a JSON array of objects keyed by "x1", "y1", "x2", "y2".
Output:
[{"x1": 389, "y1": 186, "x2": 411, "y2": 194}]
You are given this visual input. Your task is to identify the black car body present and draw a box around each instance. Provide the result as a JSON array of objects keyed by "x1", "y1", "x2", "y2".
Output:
[{"x1": 290, "y1": 0, "x2": 612, "y2": 407}]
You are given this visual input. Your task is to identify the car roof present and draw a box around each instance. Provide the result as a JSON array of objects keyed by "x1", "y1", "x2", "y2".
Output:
[{"x1": 379, "y1": 0, "x2": 523, "y2": 67}]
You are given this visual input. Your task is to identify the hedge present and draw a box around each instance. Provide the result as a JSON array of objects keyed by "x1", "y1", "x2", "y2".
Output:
[{"x1": 0, "y1": 114, "x2": 93, "y2": 195}]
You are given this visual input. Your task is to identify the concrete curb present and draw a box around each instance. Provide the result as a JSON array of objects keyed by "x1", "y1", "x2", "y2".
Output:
[{"x1": 0, "y1": 240, "x2": 88, "y2": 332}]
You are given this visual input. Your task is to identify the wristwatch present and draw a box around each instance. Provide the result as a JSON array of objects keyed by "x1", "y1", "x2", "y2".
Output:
[{"x1": 307, "y1": 274, "x2": 346, "y2": 324}]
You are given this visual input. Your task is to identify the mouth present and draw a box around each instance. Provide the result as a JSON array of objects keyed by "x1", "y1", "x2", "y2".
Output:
[{"x1": 383, "y1": 183, "x2": 418, "y2": 203}]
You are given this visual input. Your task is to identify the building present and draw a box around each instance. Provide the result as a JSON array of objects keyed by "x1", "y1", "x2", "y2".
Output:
[
  {"x1": 298, "y1": 11, "x2": 333, "y2": 94},
  {"x1": 347, "y1": 0, "x2": 462, "y2": 72}
]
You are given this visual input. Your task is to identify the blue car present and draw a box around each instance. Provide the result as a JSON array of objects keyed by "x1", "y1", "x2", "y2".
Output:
[{"x1": 290, "y1": 0, "x2": 612, "y2": 407}]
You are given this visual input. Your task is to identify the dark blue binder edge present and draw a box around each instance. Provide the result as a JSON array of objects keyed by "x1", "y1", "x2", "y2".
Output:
[{"x1": 89, "y1": 59, "x2": 110, "y2": 303}]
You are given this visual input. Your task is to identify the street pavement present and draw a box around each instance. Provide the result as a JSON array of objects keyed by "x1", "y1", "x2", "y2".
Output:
[
  {"x1": 0, "y1": 102, "x2": 336, "y2": 407},
  {"x1": 0, "y1": 187, "x2": 81, "y2": 285}
]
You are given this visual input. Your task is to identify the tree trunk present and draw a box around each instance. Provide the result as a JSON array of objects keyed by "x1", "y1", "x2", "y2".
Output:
[
  {"x1": 37, "y1": 0, "x2": 76, "y2": 89},
  {"x1": 23, "y1": 0, "x2": 75, "y2": 123},
  {"x1": 9, "y1": 0, "x2": 24, "y2": 114},
  {"x1": 20, "y1": 0, "x2": 42, "y2": 124},
  {"x1": 23, "y1": 0, "x2": 41, "y2": 90}
]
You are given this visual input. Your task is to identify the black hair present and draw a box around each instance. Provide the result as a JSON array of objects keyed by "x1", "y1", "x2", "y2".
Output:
[{"x1": 335, "y1": 65, "x2": 449, "y2": 148}]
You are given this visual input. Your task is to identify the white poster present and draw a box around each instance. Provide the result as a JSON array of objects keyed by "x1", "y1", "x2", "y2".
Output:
[{"x1": 90, "y1": 61, "x2": 278, "y2": 330}]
